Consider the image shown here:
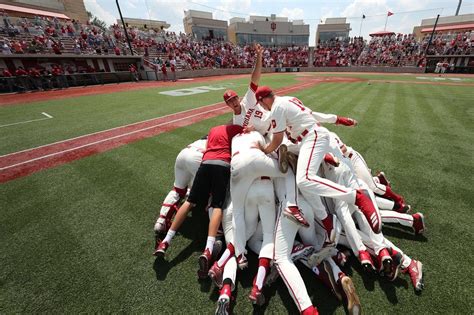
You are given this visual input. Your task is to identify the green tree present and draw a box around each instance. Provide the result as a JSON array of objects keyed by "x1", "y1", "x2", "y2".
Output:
[{"x1": 86, "y1": 11, "x2": 108, "y2": 31}]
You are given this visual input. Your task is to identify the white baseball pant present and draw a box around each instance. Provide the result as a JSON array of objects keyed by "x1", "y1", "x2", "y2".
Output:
[
  {"x1": 155, "y1": 147, "x2": 202, "y2": 231},
  {"x1": 274, "y1": 193, "x2": 325, "y2": 312},
  {"x1": 380, "y1": 210, "x2": 415, "y2": 228},
  {"x1": 231, "y1": 150, "x2": 295, "y2": 257},
  {"x1": 296, "y1": 127, "x2": 356, "y2": 222}
]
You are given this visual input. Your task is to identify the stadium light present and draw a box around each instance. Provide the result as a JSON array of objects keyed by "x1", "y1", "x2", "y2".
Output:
[{"x1": 116, "y1": 0, "x2": 134, "y2": 56}]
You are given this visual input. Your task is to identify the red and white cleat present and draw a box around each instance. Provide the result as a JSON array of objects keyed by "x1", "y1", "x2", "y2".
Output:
[
  {"x1": 321, "y1": 214, "x2": 341, "y2": 244},
  {"x1": 284, "y1": 206, "x2": 310, "y2": 228},
  {"x1": 208, "y1": 262, "x2": 224, "y2": 289},
  {"x1": 377, "y1": 248, "x2": 393, "y2": 276},
  {"x1": 198, "y1": 249, "x2": 212, "y2": 279},
  {"x1": 376, "y1": 171, "x2": 391, "y2": 187},
  {"x1": 403, "y1": 259, "x2": 424, "y2": 292},
  {"x1": 412, "y1": 213, "x2": 426, "y2": 235},
  {"x1": 248, "y1": 285, "x2": 265, "y2": 305},
  {"x1": 358, "y1": 249, "x2": 376, "y2": 273},
  {"x1": 153, "y1": 241, "x2": 169, "y2": 258},
  {"x1": 355, "y1": 189, "x2": 381, "y2": 233}
]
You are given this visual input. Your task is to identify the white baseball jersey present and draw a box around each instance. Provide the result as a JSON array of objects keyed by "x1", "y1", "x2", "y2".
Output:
[
  {"x1": 233, "y1": 87, "x2": 257, "y2": 126},
  {"x1": 186, "y1": 138, "x2": 207, "y2": 153},
  {"x1": 231, "y1": 131, "x2": 265, "y2": 156},
  {"x1": 270, "y1": 96, "x2": 318, "y2": 139}
]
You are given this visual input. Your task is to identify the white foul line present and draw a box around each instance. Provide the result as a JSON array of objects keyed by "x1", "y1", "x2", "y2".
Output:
[
  {"x1": 0, "y1": 106, "x2": 227, "y2": 171},
  {"x1": 0, "y1": 80, "x2": 315, "y2": 159},
  {"x1": 0, "y1": 112, "x2": 53, "y2": 128}
]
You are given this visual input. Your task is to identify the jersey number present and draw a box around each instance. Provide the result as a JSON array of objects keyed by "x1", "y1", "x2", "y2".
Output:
[{"x1": 289, "y1": 97, "x2": 305, "y2": 111}]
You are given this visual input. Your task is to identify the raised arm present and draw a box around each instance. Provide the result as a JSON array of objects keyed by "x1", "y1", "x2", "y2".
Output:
[
  {"x1": 312, "y1": 111, "x2": 358, "y2": 126},
  {"x1": 250, "y1": 44, "x2": 264, "y2": 87}
]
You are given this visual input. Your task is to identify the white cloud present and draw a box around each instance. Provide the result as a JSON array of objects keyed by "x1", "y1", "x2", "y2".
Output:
[
  {"x1": 279, "y1": 7, "x2": 304, "y2": 21},
  {"x1": 84, "y1": 0, "x2": 118, "y2": 25}
]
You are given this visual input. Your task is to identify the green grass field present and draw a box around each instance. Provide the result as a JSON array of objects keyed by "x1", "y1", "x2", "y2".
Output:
[{"x1": 1, "y1": 73, "x2": 473, "y2": 314}]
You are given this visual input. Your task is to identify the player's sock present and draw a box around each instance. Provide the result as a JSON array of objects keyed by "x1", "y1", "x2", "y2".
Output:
[
  {"x1": 219, "y1": 279, "x2": 233, "y2": 298},
  {"x1": 254, "y1": 258, "x2": 271, "y2": 289},
  {"x1": 162, "y1": 229, "x2": 176, "y2": 244},
  {"x1": 205, "y1": 236, "x2": 216, "y2": 253},
  {"x1": 383, "y1": 186, "x2": 404, "y2": 204},
  {"x1": 217, "y1": 243, "x2": 235, "y2": 268},
  {"x1": 302, "y1": 305, "x2": 318, "y2": 315}
]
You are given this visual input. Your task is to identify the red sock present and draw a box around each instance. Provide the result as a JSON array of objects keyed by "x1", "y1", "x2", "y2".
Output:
[
  {"x1": 383, "y1": 186, "x2": 403, "y2": 204},
  {"x1": 301, "y1": 305, "x2": 319, "y2": 315},
  {"x1": 220, "y1": 283, "x2": 232, "y2": 297}
]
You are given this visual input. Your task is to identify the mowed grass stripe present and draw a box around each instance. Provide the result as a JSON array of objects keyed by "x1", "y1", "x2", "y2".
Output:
[{"x1": 0, "y1": 75, "x2": 298, "y2": 155}]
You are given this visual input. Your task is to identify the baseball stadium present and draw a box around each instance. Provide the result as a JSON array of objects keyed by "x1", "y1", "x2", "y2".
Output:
[{"x1": 0, "y1": 1, "x2": 473, "y2": 314}]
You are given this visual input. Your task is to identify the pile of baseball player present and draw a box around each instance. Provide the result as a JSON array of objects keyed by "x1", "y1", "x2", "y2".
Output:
[{"x1": 152, "y1": 45, "x2": 425, "y2": 315}]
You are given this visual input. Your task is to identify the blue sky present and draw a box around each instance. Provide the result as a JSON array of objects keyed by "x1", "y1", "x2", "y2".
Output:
[{"x1": 84, "y1": 0, "x2": 474, "y2": 44}]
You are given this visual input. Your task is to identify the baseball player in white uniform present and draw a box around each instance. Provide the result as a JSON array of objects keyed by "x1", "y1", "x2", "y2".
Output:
[
  {"x1": 153, "y1": 136, "x2": 207, "y2": 254},
  {"x1": 255, "y1": 86, "x2": 381, "y2": 237}
]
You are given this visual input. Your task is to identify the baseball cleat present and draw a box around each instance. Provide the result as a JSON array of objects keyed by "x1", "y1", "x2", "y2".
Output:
[
  {"x1": 394, "y1": 202, "x2": 411, "y2": 214},
  {"x1": 215, "y1": 295, "x2": 230, "y2": 315},
  {"x1": 386, "y1": 248, "x2": 403, "y2": 282},
  {"x1": 291, "y1": 242, "x2": 315, "y2": 261},
  {"x1": 412, "y1": 213, "x2": 426, "y2": 235},
  {"x1": 284, "y1": 206, "x2": 310, "y2": 227},
  {"x1": 378, "y1": 248, "x2": 393, "y2": 275},
  {"x1": 355, "y1": 189, "x2": 381, "y2": 233},
  {"x1": 358, "y1": 250, "x2": 376, "y2": 273},
  {"x1": 321, "y1": 214, "x2": 341, "y2": 244},
  {"x1": 403, "y1": 259, "x2": 424, "y2": 292},
  {"x1": 198, "y1": 249, "x2": 212, "y2": 279},
  {"x1": 209, "y1": 262, "x2": 224, "y2": 289},
  {"x1": 248, "y1": 286, "x2": 265, "y2": 306},
  {"x1": 322, "y1": 260, "x2": 343, "y2": 301},
  {"x1": 154, "y1": 241, "x2": 169, "y2": 258},
  {"x1": 377, "y1": 171, "x2": 391, "y2": 187},
  {"x1": 278, "y1": 144, "x2": 289, "y2": 173},
  {"x1": 340, "y1": 276, "x2": 361, "y2": 315}
]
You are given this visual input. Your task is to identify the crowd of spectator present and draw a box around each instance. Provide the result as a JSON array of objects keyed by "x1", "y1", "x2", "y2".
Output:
[
  {"x1": 355, "y1": 33, "x2": 425, "y2": 67},
  {"x1": 313, "y1": 37, "x2": 364, "y2": 67},
  {"x1": 0, "y1": 9, "x2": 473, "y2": 80},
  {"x1": 423, "y1": 31, "x2": 473, "y2": 56}
]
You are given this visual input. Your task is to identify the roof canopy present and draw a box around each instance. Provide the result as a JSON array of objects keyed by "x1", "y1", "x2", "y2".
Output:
[
  {"x1": 421, "y1": 23, "x2": 474, "y2": 33},
  {"x1": 369, "y1": 30, "x2": 395, "y2": 37},
  {"x1": 0, "y1": 4, "x2": 70, "y2": 20}
]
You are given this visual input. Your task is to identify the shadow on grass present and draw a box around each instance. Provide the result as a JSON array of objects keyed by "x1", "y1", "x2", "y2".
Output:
[{"x1": 382, "y1": 224, "x2": 428, "y2": 242}]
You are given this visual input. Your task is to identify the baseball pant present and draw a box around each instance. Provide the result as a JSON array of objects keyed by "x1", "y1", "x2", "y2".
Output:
[
  {"x1": 350, "y1": 150, "x2": 387, "y2": 195},
  {"x1": 296, "y1": 127, "x2": 356, "y2": 222},
  {"x1": 274, "y1": 194, "x2": 322, "y2": 312},
  {"x1": 155, "y1": 147, "x2": 202, "y2": 230},
  {"x1": 380, "y1": 210, "x2": 414, "y2": 228},
  {"x1": 231, "y1": 150, "x2": 294, "y2": 257}
]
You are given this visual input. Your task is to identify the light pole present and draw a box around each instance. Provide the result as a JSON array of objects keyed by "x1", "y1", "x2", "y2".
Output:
[{"x1": 116, "y1": 0, "x2": 134, "y2": 56}]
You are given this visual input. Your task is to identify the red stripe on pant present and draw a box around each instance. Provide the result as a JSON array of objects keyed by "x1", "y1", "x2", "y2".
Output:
[
  {"x1": 275, "y1": 263, "x2": 303, "y2": 312},
  {"x1": 305, "y1": 130, "x2": 347, "y2": 193}
]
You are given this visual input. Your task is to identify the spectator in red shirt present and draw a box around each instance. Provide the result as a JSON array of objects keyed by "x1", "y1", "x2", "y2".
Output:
[
  {"x1": 1, "y1": 68, "x2": 14, "y2": 92},
  {"x1": 129, "y1": 64, "x2": 139, "y2": 82},
  {"x1": 157, "y1": 124, "x2": 243, "y2": 278},
  {"x1": 114, "y1": 46, "x2": 120, "y2": 56},
  {"x1": 15, "y1": 66, "x2": 28, "y2": 91},
  {"x1": 170, "y1": 62, "x2": 176, "y2": 82},
  {"x1": 161, "y1": 63, "x2": 168, "y2": 81},
  {"x1": 28, "y1": 67, "x2": 42, "y2": 90}
]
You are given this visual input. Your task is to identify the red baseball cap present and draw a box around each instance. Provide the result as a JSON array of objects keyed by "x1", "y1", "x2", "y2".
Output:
[
  {"x1": 223, "y1": 89, "x2": 238, "y2": 102},
  {"x1": 255, "y1": 86, "x2": 273, "y2": 102}
]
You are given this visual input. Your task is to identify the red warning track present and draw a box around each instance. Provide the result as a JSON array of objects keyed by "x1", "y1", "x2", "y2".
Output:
[{"x1": 0, "y1": 76, "x2": 361, "y2": 183}]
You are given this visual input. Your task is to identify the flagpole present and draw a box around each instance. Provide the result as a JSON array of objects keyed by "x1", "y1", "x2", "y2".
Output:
[
  {"x1": 359, "y1": 17, "x2": 363, "y2": 36},
  {"x1": 384, "y1": 14, "x2": 388, "y2": 31}
]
